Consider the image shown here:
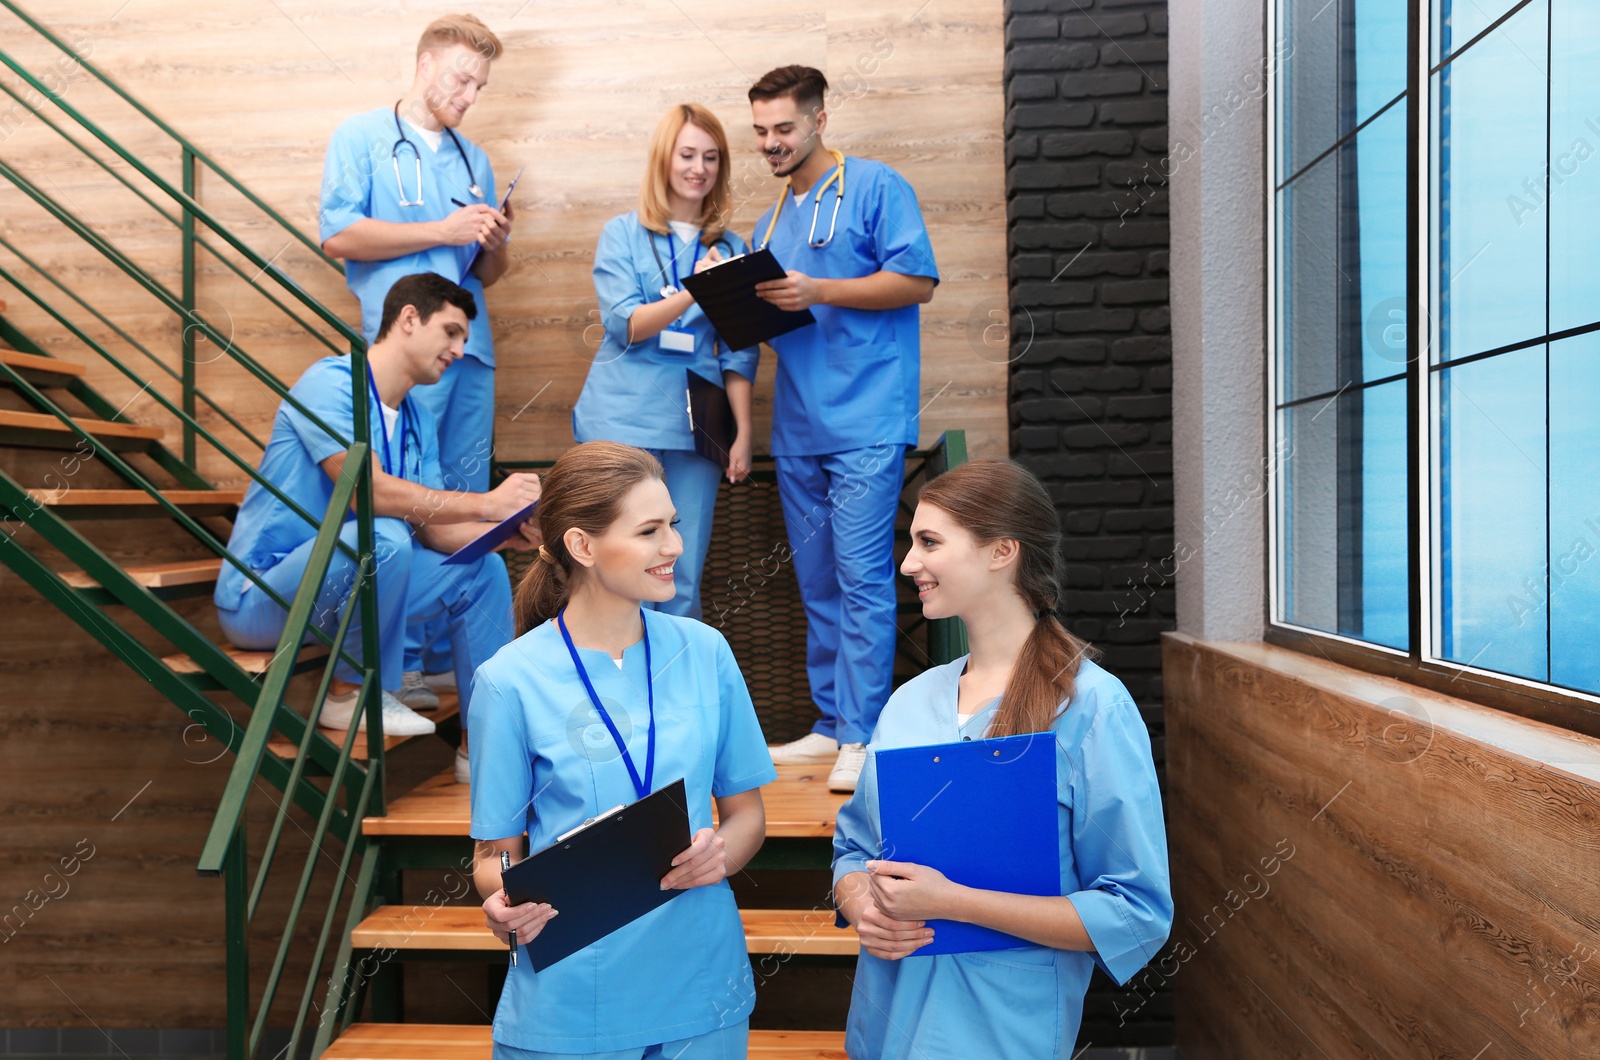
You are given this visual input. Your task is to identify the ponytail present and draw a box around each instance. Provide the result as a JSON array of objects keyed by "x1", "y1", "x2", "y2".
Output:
[
  {"x1": 509, "y1": 443, "x2": 665, "y2": 635},
  {"x1": 918, "y1": 460, "x2": 1099, "y2": 738},
  {"x1": 514, "y1": 546, "x2": 570, "y2": 635}
]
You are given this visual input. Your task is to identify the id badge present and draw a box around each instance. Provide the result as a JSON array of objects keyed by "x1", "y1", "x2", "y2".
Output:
[{"x1": 659, "y1": 328, "x2": 695, "y2": 354}]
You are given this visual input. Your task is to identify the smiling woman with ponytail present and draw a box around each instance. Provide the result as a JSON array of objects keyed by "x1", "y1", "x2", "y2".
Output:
[
  {"x1": 469, "y1": 440, "x2": 776, "y2": 1058},
  {"x1": 830, "y1": 459, "x2": 1173, "y2": 1059}
]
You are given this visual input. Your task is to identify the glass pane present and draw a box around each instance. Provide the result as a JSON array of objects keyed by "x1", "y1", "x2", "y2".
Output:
[
  {"x1": 1280, "y1": 379, "x2": 1410, "y2": 647},
  {"x1": 1279, "y1": 0, "x2": 1410, "y2": 183},
  {"x1": 1434, "y1": 348, "x2": 1548, "y2": 682},
  {"x1": 1434, "y1": 1, "x2": 1548, "y2": 363},
  {"x1": 1279, "y1": 105, "x2": 1409, "y2": 404},
  {"x1": 1548, "y1": 0, "x2": 1600, "y2": 333},
  {"x1": 1436, "y1": 0, "x2": 1526, "y2": 64},
  {"x1": 1548, "y1": 335, "x2": 1600, "y2": 694}
]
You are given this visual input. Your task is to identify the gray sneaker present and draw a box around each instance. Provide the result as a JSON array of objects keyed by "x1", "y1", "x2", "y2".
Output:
[
  {"x1": 396, "y1": 670, "x2": 440, "y2": 710},
  {"x1": 319, "y1": 689, "x2": 437, "y2": 737}
]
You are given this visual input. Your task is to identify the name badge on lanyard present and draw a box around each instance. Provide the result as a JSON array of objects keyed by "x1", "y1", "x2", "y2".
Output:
[{"x1": 659, "y1": 328, "x2": 696, "y2": 354}]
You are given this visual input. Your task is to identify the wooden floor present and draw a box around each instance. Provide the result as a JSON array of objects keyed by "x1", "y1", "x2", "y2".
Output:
[
  {"x1": 324, "y1": 1024, "x2": 848, "y2": 1058},
  {"x1": 363, "y1": 762, "x2": 849, "y2": 838}
]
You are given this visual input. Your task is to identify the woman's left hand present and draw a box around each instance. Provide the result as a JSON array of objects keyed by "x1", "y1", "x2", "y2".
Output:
[
  {"x1": 727, "y1": 431, "x2": 752, "y2": 484},
  {"x1": 661, "y1": 827, "x2": 728, "y2": 890},
  {"x1": 693, "y1": 246, "x2": 723, "y2": 274},
  {"x1": 866, "y1": 860, "x2": 961, "y2": 922}
]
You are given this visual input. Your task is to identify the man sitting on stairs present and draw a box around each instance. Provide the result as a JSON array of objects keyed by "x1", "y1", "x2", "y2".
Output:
[{"x1": 214, "y1": 272, "x2": 541, "y2": 783}]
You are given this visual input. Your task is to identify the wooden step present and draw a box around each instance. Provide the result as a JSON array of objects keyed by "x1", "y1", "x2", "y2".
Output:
[
  {"x1": 348, "y1": 905, "x2": 857, "y2": 957},
  {"x1": 0, "y1": 408, "x2": 163, "y2": 449},
  {"x1": 26, "y1": 488, "x2": 243, "y2": 519},
  {"x1": 364, "y1": 762, "x2": 849, "y2": 838},
  {"x1": 267, "y1": 691, "x2": 459, "y2": 760},
  {"x1": 0, "y1": 349, "x2": 88, "y2": 385},
  {"x1": 59, "y1": 557, "x2": 223, "y2": 590},
  {"x1": 164, "y1": 642, "x2": 328, "y2": 676},
  {"x1": 324, "y1": 1025, "x2": 847, "y2": 1059}
]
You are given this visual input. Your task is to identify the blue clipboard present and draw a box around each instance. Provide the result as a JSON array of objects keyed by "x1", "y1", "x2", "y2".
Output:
[
  {"x1": 875, "y1": 731, "x2": 1060, "y2": 955},
  {"x1": 441, "y1": 500, "x2": 538, "y2": 566},
  {"x1": 460, "y1": 166, "x2": 523, "y2": 284}
]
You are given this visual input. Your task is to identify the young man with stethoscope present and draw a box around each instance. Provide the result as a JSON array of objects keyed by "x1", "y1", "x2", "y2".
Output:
[
  {"x1": 319, "y1": 14, "x2": 512, "y2": 731},
  {"x1": 747, "y1": 65, "x2": 939, "y2": 793}
]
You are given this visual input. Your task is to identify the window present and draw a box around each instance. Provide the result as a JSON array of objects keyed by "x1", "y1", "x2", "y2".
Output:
[{"x1": 1269, "y1": 0, "x2": 1600, "y2": 708}]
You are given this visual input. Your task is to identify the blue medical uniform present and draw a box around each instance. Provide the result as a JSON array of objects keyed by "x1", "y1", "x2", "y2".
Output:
[
  {"x1": 470, "y1": 613, "x2": 777, "y2": 1055},
  {"x1": 572, "y1": 213, "x2": 760, "y2": 620},
  {"x1": 321, "y1": 107, "x2": 502, "y2": 672},
  {"x1": 752, "y1": 157, "x2": 938, "y2": 745},
  {"x1": 831, "y1": 657, "x2": 1173, "y2": 1058},
  {"x1": 214, "y1": 357, "x2": 513, "y2": 726}
]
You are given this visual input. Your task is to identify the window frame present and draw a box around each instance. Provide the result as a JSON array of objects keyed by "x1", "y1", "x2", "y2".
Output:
[{"x1": 1263, "y1": 0, "x2": 1600, "y2": 739}]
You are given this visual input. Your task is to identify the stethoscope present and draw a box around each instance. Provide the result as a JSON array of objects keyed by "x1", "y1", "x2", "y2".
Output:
[
  {"x1": 648, "y1": 228, "x2": 733, "y2": 299},
  {"x1": 758, "y1": 148, "x2": 846, "y2": 250},
  {"x1": 390, "y1": 101, "x2": 483, "y2": 208},
  {"x1": 366, "y1": 366, "x2": 418, "y2": 478}
]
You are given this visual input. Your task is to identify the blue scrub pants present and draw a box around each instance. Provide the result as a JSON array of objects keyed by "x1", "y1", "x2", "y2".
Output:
[
  {"x1": 218, "y1": 517, "x2": 512, "y2": 729},
  {"x1": 407, "y1": 354, "x2": 496, "y2": 673},
  {"x1": 490, "y1": 1020, "x2": 748, "y2": 1060},
  {"x1": 775, "y1": 445, "x2": 905, "y2": 746},
  {"x1": 647, "y1": 447, "x2": 722, "y2": 620}
]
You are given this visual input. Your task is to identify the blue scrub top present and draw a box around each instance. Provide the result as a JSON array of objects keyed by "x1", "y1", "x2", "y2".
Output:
[
  {"x1": 832, "y1": 656, "x2": 1173, "y2": 1059},
  {"x1": 215, "y1": 356, "x2": 441, "y2": 610},
  {"x1": 319, "y1": 107, "x2": 499, "y2": 367},
  {"x1": 469, "y1": 613, "x2": 778, "y2": 1053},
  {"x1": 572, "y1": 212, "x2": 759, "y2": 451},
  {"x1": 752, "y1": 156, "x2": 938, "y2": 457}
]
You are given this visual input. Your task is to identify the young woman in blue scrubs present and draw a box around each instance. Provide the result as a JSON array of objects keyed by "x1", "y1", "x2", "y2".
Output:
[
  {"x1": 831, "y1": 460, "x2": 1173, "y2": 1058},
  {"x1": 471, "y1": 441, "x2": 776, "y2": 1059},
  {"x1": 571, "y1": 104, "x2": 758, "y2": 620}
]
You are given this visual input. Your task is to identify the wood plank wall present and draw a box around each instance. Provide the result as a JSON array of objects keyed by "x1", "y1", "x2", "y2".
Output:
[
  {"x1": 1163, "y1": 634, "x2": 1600, "y2": 1058},
  {"x1": 0, "y1": 0, "x2": 1007, "y2": 482},
  {"x1": 0, "y1": 0, "x2": 1004, "y2": 1028}
]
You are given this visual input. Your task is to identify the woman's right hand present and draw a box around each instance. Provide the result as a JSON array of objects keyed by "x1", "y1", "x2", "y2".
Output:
[
  {"x1": 482, "y1": 889, "x2": 558, "y2": 945},
  {"x1": 854, "y1": 899, "x2": 935, "y2": 961}
]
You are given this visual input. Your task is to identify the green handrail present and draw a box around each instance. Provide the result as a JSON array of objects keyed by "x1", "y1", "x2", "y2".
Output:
[{"x1": 0, "y1": 0, "x2": 344, "y2": 276}]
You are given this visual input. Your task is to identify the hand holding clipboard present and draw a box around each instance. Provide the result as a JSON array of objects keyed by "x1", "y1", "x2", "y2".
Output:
[{"x1": 459, "y1": 166, "x2": 524, "y2": 283}]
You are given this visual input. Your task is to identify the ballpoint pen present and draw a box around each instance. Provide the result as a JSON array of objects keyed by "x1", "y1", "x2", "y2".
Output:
[{"x1": 500, "y1": 850, "x2": 517, "y2": 967}]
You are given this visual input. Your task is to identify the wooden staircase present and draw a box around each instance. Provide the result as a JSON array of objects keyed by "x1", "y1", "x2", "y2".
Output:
[{"x1": 330, "y1": 763, "x2": 856, "y2": 1058}]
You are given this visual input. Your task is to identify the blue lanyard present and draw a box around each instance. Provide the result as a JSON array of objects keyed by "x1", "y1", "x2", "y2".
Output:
[
  {"x1": 664, "y1": 230, "x2": 703, "y2": 290},
  {"x1": 557, "y1": 609, "x2": 655, "y2": 801},
  {"x1": 364, "y1": 367, "x2": 408, "y2": 477}
]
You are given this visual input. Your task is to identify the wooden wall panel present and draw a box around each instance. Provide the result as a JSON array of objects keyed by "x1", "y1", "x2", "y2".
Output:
[
  {"x1": 0, "y1": 0, "x2": 1004, "y2": 1026},
  {"x1": 1163, "y1": 634, "x2": 1600, "y2": 1058}
]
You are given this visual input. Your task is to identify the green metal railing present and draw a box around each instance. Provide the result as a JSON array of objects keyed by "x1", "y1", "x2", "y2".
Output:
[{"x1": 0, "y1": 6, "x2": 396, "y2": 1056}]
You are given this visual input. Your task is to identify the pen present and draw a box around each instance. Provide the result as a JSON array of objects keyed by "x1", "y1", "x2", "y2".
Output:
[
  {"x1": 500, "y1": 850, "x2": 517, "y2": 967},
  {"x1": 451, "y1": 197, "x2": 467, "y2": 208}
]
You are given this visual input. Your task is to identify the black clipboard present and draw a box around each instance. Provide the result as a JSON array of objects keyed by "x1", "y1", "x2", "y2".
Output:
[
  {"x1": 501, "y1": 778, "x2": 691, "y2": 971},
  {"x1": 686, "y1": 370, "x2": 734, "y2": 470},
  {"x1": 441, "y1": 500, "x2": 538, "y2": 566},
  {"x1": 679, "y1": 246, "x2": 815, "y2": 350}
]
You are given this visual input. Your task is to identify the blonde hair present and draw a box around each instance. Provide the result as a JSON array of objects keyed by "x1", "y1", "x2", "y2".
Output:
[
  {"x1": 636, "y1": 104, "x2": 732, "y2": 245},
  {"x1": 416, "y1": 13, "x2": 503, "y2": 61}
]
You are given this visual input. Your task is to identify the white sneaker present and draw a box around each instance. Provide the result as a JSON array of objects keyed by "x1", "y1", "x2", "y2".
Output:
[
  {"x1": 396, "y1": 671, "x2": 440, "y2": 710},
  {"x1": 422, "y1": 670, "x2": 457, "y2": 692},
  {"x1": 454, "y1": 747, "x2": 471, "y2": 785},
  {"x1": 767, "y1": 732, "x2": 839, "y2": 764},
  {"x1": 828, "y1": 743, "x2": 868, "y2": 793},
  {"x1": 319, "y1": 689, "x2": 437, "y2": 737}
]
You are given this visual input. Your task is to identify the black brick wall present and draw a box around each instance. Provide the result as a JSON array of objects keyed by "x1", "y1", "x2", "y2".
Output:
[{"x1": 1003, "y1": 0, "x2": 1175, "y2": 1047}]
